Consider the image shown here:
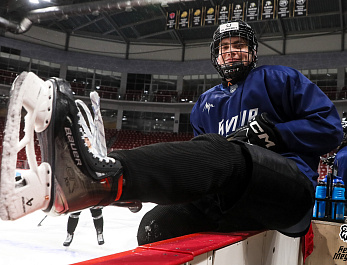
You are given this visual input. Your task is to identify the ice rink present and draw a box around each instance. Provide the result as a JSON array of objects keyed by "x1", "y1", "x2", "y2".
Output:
[{"x1": 0, "y1": 203, "x2": 157, "y2": 265}]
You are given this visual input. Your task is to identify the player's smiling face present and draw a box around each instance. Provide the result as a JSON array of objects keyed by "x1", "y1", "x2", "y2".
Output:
[{"x1": 217, "y1": 36, "x2": 251, "y2": 68}]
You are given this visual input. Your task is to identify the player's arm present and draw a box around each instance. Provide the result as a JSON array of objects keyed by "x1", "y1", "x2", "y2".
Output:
[{"x1": 275, "y1": 80, "x2": 342, "y2": 155}]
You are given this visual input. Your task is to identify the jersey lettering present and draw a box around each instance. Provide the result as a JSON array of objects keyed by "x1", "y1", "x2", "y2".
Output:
[{"x1": 218, "y1": 108, "x2": 258, "y2": 135}]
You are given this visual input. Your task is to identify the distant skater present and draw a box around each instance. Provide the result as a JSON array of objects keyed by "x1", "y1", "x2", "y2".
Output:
[{"x1": 63, "y1": 207, "x2": 104, "y2": 246}]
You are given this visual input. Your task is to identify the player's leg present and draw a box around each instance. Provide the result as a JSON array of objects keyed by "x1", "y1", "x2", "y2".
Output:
[
  {"x1": 90, "y1": 207, "x2": 104, "y2": 245},
  {"x1": 109, "y1": 133, "x2": 249, "y2": 205},
  {"x1": 137, "y1": 203, "x2": 219, "y2": 245},
  {"x1": 214, "y1": 141, "x2": 315, "y2": 237},
  {"x1": 63, "y1": 211, "x2": 81, "y2": 246},
  {"x1": 67, "y1": 211, "x2": 81, "y2": 234},
  {"x1": 137, "y1": 141, "x2": 315, "y2": 244},
  {"x1": 137, "y1": 194, "x2": 268, "y2": 245}
]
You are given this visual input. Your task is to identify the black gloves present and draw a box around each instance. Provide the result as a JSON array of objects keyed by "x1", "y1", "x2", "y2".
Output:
[{"x1": 227, "y1": 113, "x2": 285, "y2": 153}]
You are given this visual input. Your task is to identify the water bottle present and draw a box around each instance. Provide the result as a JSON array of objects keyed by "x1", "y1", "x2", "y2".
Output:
[
  {"x1": 313, "y1": 177, "x2": 327, "y2": 218},
  {"x1": 331, "y1": 176, "x2": 345, "y2": 221}
]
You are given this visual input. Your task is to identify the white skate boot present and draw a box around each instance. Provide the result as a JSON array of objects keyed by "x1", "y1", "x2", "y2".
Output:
[{"x1": 0, "y1": 72, "x2": 123, "y2": 220}]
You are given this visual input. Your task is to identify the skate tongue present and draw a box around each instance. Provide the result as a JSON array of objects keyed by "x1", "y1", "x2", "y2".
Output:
[
  {"x1": 90, "y1": 91, "x2": 107, "y2": 157},
  {"x1": 75, "y1": 92, "x2": 113, "y2": 163}
]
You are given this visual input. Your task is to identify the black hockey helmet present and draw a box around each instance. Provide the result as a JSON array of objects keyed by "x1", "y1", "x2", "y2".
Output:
[{"x1": 211, "y1": 20, "x2": 258, "y2": 83}]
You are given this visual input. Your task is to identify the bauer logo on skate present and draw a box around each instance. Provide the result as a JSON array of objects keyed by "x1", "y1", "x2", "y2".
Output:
[{"x1": 65, "y1": 127, "x2": 82, "y2": 166}]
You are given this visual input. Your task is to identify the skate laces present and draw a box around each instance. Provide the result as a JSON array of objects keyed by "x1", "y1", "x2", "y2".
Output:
[{"x1": 75, "y1": 92, "x2": 114, "y2": 163}]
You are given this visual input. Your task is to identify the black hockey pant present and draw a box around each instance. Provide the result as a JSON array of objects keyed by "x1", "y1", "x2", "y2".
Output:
[{"x1": 109, "y1": 133, "x2": 315, "y2": 245}]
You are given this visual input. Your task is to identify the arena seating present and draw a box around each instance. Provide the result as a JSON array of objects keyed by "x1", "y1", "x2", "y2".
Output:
[
  {"x1": 178, "y1": 91, "x2": 197, "y2": 102},
  {"x1": 338, "y1": 86, "x2": 347, "y2": 100},
  {"x1": 108, "y1": 130, "x2": 193, "y2": 150},
  {"x1": 124, "y1": 91, "x2": 142, "y2": 101},
  {"x1": 153, "y1": 91, "x2": 178, "y2": 103},
  {"x1": 321, "y1": 87, "x2": 338, "y2": 101},
  {"x1": 0, "y1": 69, "x2": 17, "y2": 86}
]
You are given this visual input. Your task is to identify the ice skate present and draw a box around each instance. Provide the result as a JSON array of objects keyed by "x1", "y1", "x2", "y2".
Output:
[
  {"x1": 97, "y1": 231, "x2": 104, "y2": 245},
  {"x1": 0, "y1": 72, "x2": 123, "y2": 221},
  {"x1": 63, "y1": 233, "x2": 74, "y2": 247},
  {"x1": 76, "y1": 91, "x2": 143, "y2": 213}
]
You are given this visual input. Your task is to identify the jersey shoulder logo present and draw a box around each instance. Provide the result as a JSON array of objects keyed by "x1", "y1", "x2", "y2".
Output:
[
  {"x1": 203, "y1": 102, "x2": 215, "y2": 114},
  {"x1": 229, "y1": 84, "x2": 238, "y2": 93}
]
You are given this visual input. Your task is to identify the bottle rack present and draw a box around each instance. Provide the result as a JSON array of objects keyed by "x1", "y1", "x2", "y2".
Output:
[{"x1": 313, "y1": 173, "x2": 347, "y2": 223}]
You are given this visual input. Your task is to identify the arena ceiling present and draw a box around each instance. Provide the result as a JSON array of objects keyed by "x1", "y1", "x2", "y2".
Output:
[{"x1": 0, "y1": 0, "x2": 346, "y2": 51}]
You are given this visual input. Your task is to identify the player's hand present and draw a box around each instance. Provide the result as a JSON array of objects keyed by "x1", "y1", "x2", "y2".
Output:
[
  {"x1": 227, "y1": 113, "x2": 285, "y2": 152},
  {"x1": 227, "y1": 124, "x2": 249, "y2": 142}
]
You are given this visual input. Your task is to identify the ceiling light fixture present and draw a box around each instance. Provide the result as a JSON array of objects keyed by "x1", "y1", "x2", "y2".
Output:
[
  {"x1": 125, "y1": 1, "x2": 132, "y2": 12},
  {"x1": 161, "y1": 1, "x2": 169, "y2": 7}
]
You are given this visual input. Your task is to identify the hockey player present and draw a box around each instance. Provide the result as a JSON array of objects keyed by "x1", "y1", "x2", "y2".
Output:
[
  {"x1": 63, "y1": 207, "x2": 104, "y2": 246},
  {"x1": 0, "y1": 20, "x2": 343, "y2": 246}
]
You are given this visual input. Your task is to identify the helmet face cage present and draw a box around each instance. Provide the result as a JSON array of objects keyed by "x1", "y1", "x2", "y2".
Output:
[{"x1": 211, "y1": 20, "x2": 258, "y2": 82}]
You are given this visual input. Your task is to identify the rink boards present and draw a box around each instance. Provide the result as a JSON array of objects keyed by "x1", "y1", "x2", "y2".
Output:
[{"x1": 73, "y1": 230, "x2": 303, "y2": 265}]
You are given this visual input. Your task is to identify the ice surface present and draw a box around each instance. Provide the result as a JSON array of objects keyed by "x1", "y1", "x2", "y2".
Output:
[{"x1": 0, "y1": 203, "x2": 156, "y2": 265}]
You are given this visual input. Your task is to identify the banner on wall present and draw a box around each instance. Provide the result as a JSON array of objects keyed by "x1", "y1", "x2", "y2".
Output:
[
  {"x1": 277, "y1": 0, "x2": 290, "y2": 18},
  {"x1": 217, "y1": 4, "x2": 231, "y2": 24},
  {"x1": 204, "y1": 6, "x2": 216, "y2": 25},
  {"x1": 178, "y1": 9, "x2": 190, "y2": 29},
  {"x1": 294, "y1": 0, "x2": 308, "y2": 16},
  {"x1": 166, "y1": 11, "x2": 177, "y2": 29},
  {"x1": 261, "y1": 0, "x2": 275, "y2": 20},
  {"x1": 165, "y1": 0, "x2": 307, "y2": 30},
  {"x1": 231, "y1": 2, "x2": 245, "y2": 21},
  {"x1": 246, "y1": 0, "x2": 260, "y2": 21},
  {"x1": 191, "y1": 7, "x2": 203, "y2": 27}
]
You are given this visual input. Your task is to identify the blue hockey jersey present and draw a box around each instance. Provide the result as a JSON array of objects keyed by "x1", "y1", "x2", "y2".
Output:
[{"x1": 190, "y1": 65, "x2": 343, "y2": 185}]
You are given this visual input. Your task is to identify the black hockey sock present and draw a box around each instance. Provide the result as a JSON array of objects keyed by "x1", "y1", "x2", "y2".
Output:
[
  {"x1": 109, "y1": 134, "x2": 250, "y2": 204},
  {"x1": 91, "y1": 208, "x2": 104, "y2": 233},
  {"x1": 67, "y1": 212, "x2": 81, "y2": 234}
]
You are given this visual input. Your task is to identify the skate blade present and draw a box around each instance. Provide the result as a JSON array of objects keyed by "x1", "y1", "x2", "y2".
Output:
[{"x1": 0, "y1": 72, "x2": 53, "y2": 220}]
